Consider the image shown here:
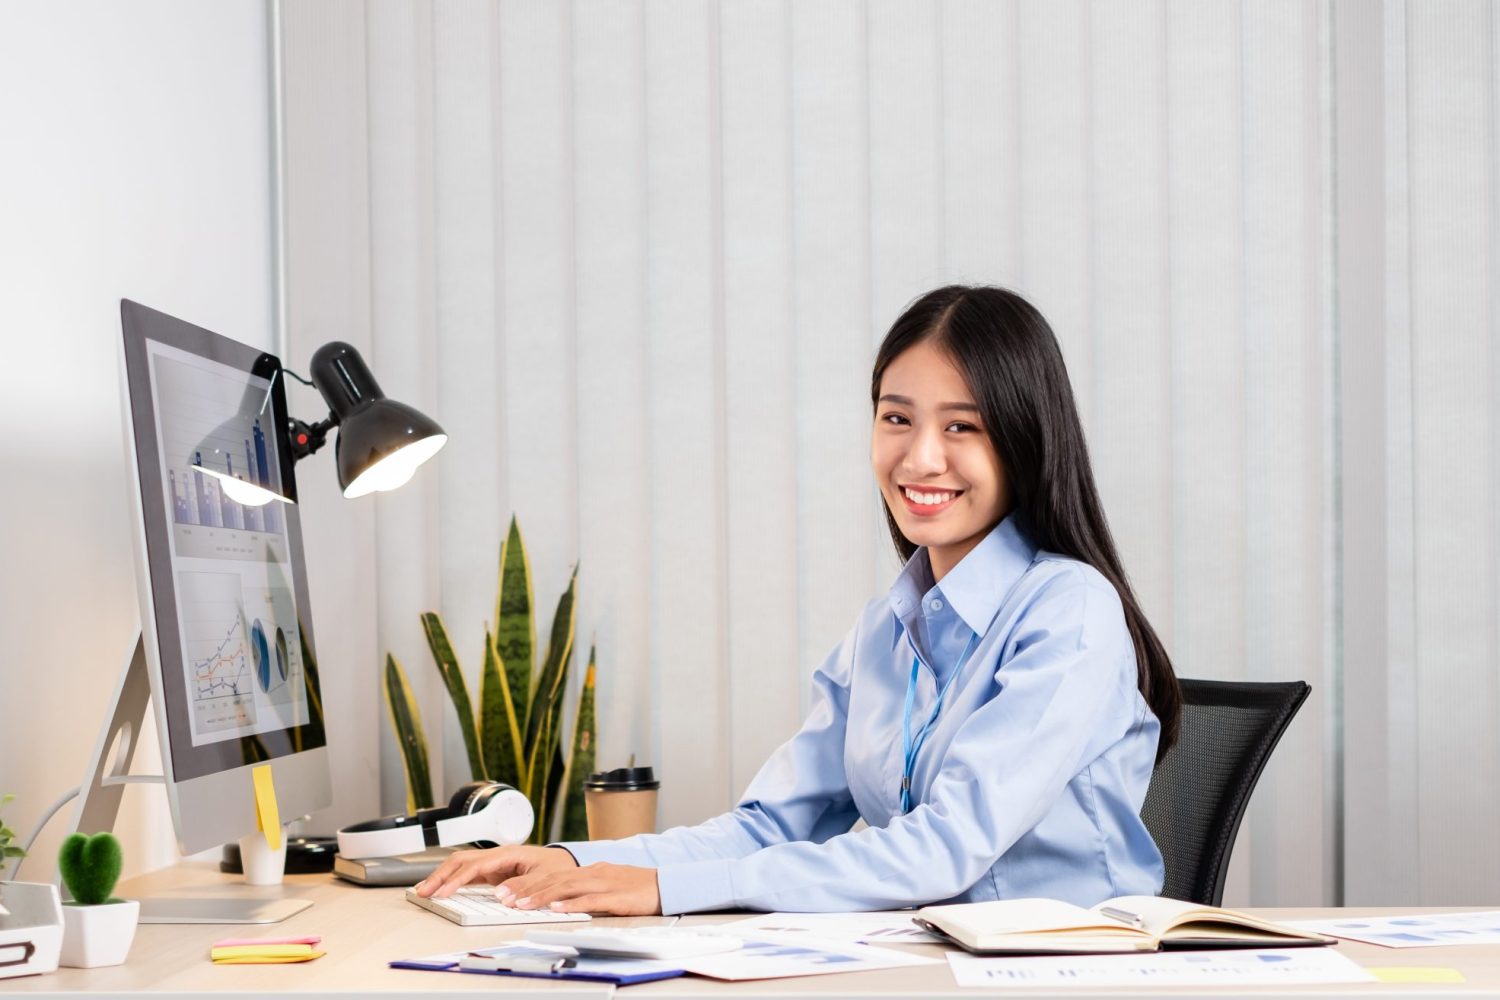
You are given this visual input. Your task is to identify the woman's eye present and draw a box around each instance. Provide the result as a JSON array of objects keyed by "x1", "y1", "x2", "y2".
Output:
[
  {"x1": 947, "y1": 422, "x2": 976, "y2": 433},
  {"x1": 880, "y1": 413, "x2": 909, "y2": 426}
]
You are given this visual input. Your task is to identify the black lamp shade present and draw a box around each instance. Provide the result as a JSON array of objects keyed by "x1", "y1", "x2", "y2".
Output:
[
  {"x1": 309, "y1": 342, "x2": 447, "y2": 498},
  {"x1": 335, "y1": 398, "x2": 446, "y2": 497}
]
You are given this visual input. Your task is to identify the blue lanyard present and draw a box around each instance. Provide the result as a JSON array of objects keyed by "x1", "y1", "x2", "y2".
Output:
[{"x1": 900, "y1": 632, "x2": 978, "y2": 814}]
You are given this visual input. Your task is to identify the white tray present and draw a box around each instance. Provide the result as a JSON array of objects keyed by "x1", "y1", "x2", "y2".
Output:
[{"x1": 0, "y1": 882, "x2": 63, "y2": 979}]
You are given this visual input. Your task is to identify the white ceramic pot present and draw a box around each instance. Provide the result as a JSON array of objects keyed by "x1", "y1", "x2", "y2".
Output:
[
  {"x1": 239, "y1": 828, "x2": 289, "y2": 886},
  {"x1": 58, "y1": 899, "x2": 138, "y2": 969}
]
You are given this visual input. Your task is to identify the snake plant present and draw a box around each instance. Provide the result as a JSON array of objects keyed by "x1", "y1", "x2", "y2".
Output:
[{"x1": 385, "y1": 516, "x2": 597, "y2": 843}]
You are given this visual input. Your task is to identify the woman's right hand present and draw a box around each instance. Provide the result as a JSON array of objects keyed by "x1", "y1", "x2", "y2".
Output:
[{"x1": 413, "y1": 845, "x2": 579, "y2": 898}]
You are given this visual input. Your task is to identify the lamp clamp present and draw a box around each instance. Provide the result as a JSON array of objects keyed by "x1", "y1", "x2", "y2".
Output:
[{"x1": 287, "y1": 416, "x2": 335, "y2": 462}]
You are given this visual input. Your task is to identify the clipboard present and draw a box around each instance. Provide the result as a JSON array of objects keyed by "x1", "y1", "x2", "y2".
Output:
[{"x1": 390, "y1": 944, "x2": 685, "y2": 986}]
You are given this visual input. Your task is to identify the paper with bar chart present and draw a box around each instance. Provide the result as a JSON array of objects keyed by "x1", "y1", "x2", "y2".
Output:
[{"x1": 147, "y1": 340, "x2": 310, "y2": 746}]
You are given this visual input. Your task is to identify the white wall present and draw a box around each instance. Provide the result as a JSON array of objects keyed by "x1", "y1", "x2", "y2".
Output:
[{"x1": 0, "y1": 0, "x2": 277, "y2": 882}]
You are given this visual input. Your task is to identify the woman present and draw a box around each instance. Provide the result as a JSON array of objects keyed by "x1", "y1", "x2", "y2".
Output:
[{"x1": 416, "y1": 285, "x2": 1180, "y2": 916}]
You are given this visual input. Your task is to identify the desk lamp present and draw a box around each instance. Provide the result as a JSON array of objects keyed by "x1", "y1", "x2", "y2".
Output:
[
  {"x1": 286, "y1": 342, "x2": 447, "y2": 497},
  {"x1": 191, "y1": 341, "x2": 447, "y2": 507}
]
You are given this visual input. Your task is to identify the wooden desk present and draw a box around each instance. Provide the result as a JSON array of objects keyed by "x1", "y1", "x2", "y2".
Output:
[{"x1": 8, "y1": 862, "x2": 1500, "y2": 997}]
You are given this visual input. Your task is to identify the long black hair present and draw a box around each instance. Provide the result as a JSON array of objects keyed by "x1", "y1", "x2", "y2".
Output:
[{"x1": 872, "y1": 285, "x2": 1181, "y2": 757}]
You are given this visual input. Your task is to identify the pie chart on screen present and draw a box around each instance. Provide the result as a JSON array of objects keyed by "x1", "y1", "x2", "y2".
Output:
[
  {"x1": 251, "y1": 619, "x2": 271, "y2": 692},
  {"x1": 273, "y1": 626, "x2": 289, "y2": 685}
]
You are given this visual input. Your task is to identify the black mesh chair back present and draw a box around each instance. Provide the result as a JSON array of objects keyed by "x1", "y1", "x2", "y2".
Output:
[{"x1": 1140, "y1": 678, "x2": 1311, "y2": 906}]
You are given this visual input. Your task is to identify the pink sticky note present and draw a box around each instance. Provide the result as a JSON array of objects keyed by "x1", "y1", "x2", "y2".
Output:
[{"x1": 212, "y1": 935, "x2": 322, "y2": 948}]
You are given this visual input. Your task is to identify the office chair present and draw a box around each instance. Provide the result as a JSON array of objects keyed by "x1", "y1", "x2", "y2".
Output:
[{"x1": 1140, "y1": 677, "x2": 1311, "y2": 906}]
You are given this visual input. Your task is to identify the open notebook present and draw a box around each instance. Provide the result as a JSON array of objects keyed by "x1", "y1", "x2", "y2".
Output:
[{"x1": 915, "y1": 895, "x2": 1337, "y2": 955}]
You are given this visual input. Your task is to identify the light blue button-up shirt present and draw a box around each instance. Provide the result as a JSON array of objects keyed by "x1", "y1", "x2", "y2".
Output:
[{"x1": 561, "y1": 514, "x2": 1165, "y2": 913}]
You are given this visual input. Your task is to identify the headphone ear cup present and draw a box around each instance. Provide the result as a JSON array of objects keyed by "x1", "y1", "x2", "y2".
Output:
[
  {"x1": 447, "y1": 781, "x2": 489, "y2": 815},
  {"x1": 468, "y1": 786, "x2": 532, "y2": 849}
]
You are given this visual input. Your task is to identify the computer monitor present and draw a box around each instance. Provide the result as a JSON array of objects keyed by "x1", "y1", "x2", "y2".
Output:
[{"x1": 87, "y1": 300, "x2": 332, "y2": 918}]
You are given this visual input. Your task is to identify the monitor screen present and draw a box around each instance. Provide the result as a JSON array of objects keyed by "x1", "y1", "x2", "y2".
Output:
[{"x1": 121, "y1": 301, "x2": 327, "y2": 787}]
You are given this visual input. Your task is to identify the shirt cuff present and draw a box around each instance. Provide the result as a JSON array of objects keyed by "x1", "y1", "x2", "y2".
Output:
[
  {"x1": 552, "y1": 839, "x2": 656, "y2": 868},
  {"x1": 655, "y1": 859, "x2": 737, "y2": 915}
]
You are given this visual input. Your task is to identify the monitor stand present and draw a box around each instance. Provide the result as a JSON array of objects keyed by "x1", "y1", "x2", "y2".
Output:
[{"x1": 70, "y1": 633, "x2": 311, "y2": 924}]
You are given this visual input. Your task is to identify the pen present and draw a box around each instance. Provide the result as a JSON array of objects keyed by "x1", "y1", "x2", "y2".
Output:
[
  {"x1": 1099, "y1": 906, "x2": 1145, "y2": 929},
  {"x1": 462, "y1": 952, "x2": 578, "y2": 975}
]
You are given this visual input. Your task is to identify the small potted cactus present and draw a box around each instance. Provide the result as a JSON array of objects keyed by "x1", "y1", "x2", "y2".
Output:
[{"x1": 56, "y1": 832, "x2": 137, "y2": 968}]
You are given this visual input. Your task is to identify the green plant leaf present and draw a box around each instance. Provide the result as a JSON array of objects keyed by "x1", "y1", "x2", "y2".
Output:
[
  {"x1": 528, "y1": 710, "x2": 554, "y2": 844},
  {"x1": 542, "y1": 739, "x2": 566, "y2": 843},
  {"x1": 540, "y1": 661, "x2": 572, "y2": 840},
  {"x1": 558, "y1": 648, "x2": 597, "y2": 842},
  {"x1": 496, "y1": 516, "x2": 535, "y2": 734},
  {"x1": 524, "y1": 565, "x2": 577, "y2": 768},
  {"x1": 422, "y1": 612, "x2": 486, "y2": 781},
  {"x1": 298, "y1": 621, "x2": 323, "y2": 753},
  {"x1": 384, "y1": 653, "x2": 435, "y2": 811},
  {"x1": 481, "y1": 629, "x2": 524, "y2": 789}
]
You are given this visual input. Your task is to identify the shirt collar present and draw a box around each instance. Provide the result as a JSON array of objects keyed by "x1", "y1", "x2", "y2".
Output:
[{"x1": 887, "y1": 513, "x2": 1039, "y2": 638}]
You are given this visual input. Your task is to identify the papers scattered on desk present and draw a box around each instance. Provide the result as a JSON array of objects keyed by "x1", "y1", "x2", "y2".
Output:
[
  {"x1": 1283, "y1": 910, "x2": 1500, "y2": 948},
  {"x1": 946, "y1": 948, "x2": 1375, "y2": 988},
  {"x1": 679, "y1": 934, "x2": 941, "y2": 981},
  {"x1": 720, "y1": 911, "x2": 939, "y2": 945}
]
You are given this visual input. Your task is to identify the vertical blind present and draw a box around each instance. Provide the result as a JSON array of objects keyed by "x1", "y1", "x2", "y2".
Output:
[{"x1": 280, "y1": 0, "x2": 1498, "y2": 905}]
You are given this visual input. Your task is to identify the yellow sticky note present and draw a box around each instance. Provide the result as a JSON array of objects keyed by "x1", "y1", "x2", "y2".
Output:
[
  {"x1": 252, "y1": 764, "x2": 281, "y2": 851},
  {"x1": 1369, "y1": 967, "x2": 1466, "y2": 984},
  {"x1": 212, "y1": 944, "x2": 315, "y2": 961}
]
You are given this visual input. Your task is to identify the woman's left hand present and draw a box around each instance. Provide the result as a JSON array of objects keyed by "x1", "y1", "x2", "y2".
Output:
[{"x1": 497, "y1": 861, "x2": 662, "y2": 916}]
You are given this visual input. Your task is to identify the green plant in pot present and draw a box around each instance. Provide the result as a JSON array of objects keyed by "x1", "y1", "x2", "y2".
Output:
[
  {"x1": 385, "y1": 515, "x2": 598, "y2": 844},
  {"x1": 0, "y1": 793, "x2": 26, "y2": 916},
  {"x1": 57, "y1": 832, "x2": 138, "y2": 968}
]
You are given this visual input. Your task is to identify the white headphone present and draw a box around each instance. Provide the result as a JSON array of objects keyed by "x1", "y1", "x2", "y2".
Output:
[{"x1": 336, "y1": 781, "x2": 534, "y2": 859}]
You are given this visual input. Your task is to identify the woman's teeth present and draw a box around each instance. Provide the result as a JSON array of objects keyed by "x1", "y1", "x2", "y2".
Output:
[{"x1": 904, "y1": 487, "x2": 958, "y2": 506}]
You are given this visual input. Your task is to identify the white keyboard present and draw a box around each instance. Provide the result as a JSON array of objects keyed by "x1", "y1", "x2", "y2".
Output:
[{"x1": 405, "y1": 886, "x2": 593, "y2": 927}]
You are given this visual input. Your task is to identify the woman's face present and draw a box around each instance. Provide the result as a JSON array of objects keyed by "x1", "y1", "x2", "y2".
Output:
[{"x1": 872, "y1": 338, "x2": 1011, "y2": 582}]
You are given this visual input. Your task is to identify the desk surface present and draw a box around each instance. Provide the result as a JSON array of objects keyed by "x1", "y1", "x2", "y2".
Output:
[{"x1": 8, "y1": 862, "x2": 1500, "y2": 997}]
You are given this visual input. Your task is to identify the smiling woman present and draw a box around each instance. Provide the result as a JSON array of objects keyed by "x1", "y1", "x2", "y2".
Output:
[{"x1": 414, "y1": 285, "x2": 1182, "y2": 918}]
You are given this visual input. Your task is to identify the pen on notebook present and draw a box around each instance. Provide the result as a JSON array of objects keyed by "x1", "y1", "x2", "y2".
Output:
[
  {"x1": 464, "y1": 952, "x2": 578, "y2": 975},
  {"x1": 1099, "y1": 906, "x2": 1145, "y2": 929}
]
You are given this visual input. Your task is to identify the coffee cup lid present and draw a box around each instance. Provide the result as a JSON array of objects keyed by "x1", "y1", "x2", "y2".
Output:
[{"x1": 585, "y1": 766, "x2": 659, "y2": 791}]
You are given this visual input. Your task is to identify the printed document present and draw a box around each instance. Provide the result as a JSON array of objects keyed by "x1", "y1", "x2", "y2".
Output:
[
  {"x1": 947, "y1": 948, "x2": 1374, "y2": 988},
  {"x1": 721, "y1": 911, "x2": 939, "y2": 945},
  {"x1": 681, "y1": 935, "x2": 940, "y2": 981},
  {"x1": 1284, "y1": 911, "x2": 1500, "y2": 948}
]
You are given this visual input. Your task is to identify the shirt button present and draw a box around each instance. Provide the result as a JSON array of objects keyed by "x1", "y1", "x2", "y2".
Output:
[{"x1": 929, "y1": 599, "x2": 943, "y2": 612}]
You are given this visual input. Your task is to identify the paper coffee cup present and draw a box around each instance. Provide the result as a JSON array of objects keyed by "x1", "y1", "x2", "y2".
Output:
[{"x1": 583, "y1": 766, "x2": 659, "y2": 841}]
